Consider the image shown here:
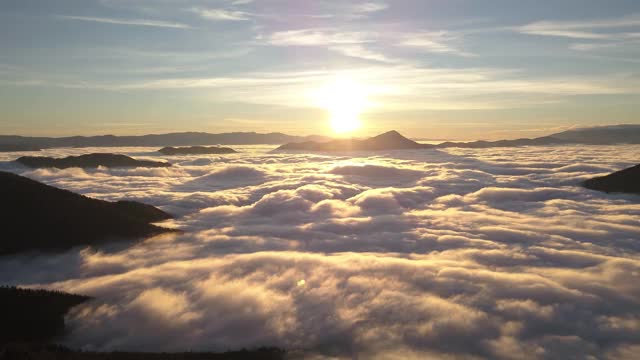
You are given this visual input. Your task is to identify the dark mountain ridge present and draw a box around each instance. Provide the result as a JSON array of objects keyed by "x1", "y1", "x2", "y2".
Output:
[
  {"x1": 583, "y1": 164, "x2": 640, "y2": 194},
  {"x1": 0, "y1": 171, "x2": 174, "y2": 255},
  {"x1": 0, "y1": 286, "x2": 91, "y2": 344},
  {"x1": 16, "y1": 153, "x2": 171, "y2": 169}
]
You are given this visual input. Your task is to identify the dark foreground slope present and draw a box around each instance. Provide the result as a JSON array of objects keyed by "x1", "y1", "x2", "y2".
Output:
[
  {"x1": 16, "y1": 153, "x2": 171, "y2": 169},
  {"x1": 277, "y1": 130, "x2": 433, "y2": 151},
  {"x1": 158, "y1": 146, "x2": 237, "y2": 155},
  {"x1": 0, "y1": 171, "x2": 173, "y2": 255},
  {"x1": 583, "y1": 164, "x2": 640, "y2": 194},
  {"x1": 0, "y1": 287, "x2": 90, "y2": 344}
]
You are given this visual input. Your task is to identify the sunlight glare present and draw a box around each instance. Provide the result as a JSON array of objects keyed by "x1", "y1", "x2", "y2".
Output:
[{"x1": 316, "y1": 76, "x2": 368, "y2": 134}]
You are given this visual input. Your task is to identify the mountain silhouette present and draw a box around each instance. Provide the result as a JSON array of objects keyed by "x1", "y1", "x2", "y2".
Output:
[
  {"x1": 549, "y1": 125, "x2": 640, "y2": 144},
  {"x1": 16, "y1": 153, "x2": 171, "y2": 169},
  {"x1": 276, "y1": 130, "x2": 433, "y2": 151},
  {"x1": 0, "y1": 132, "x2": 331, "y2": 149},
  {"x1": 0, "y1": 144, "x2": 41, "y2": 152},
  {"x1": 0, "y1": 286, "x2": 90, "y2": 344},
  {"x1": 158, "y1": 146, "x2": 238, "y2": 155},
  {"x1": 583, "y1": 164, "x2": 640, "y2": 194},
  {"x1": 434, "y1": 136, "x2": 565, "y2": 149},
  {"x1": 1, "y1": 125, "x2": 638, "y2": 152},
  {"x1": 0, "y1": 171, "x2": 174, "y2": 255},
  {"x1": 434, "y1": 125, "x2": 640, "y2": 148}
]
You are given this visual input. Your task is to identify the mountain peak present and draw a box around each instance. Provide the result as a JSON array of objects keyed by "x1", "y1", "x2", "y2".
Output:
[
  {"x1": 373, "y1": 130, "x2": 404, "y2": 139},
  {"x1": 276, "y1": 130, "x2": 432, "y2": 151}
]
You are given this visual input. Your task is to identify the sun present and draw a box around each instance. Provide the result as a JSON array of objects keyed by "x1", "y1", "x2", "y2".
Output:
[{"x1": 315, "y1": 76, "x2": 368, "y2": 134}]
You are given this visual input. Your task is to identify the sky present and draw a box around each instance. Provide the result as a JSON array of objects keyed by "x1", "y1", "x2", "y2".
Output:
[{"x1": 1, "y1": 0, "x2": 640, "y2": 139}]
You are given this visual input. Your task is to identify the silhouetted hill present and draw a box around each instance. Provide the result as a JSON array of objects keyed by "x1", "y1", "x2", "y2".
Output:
[
  {"x1": 583, "y1": 164, "x2": 640, "y2": 194},
  {"x1": 158, "y1": 146, "x2": 238, "y2": 155},
  {"x1": 0, "y1": 286, "x2": 90, "y2": 344},
  {"x1": 0, "y1": 144, "x2": 41, "y2": 152},
  {"x1": 549, "y1": 125, "x2": 640, "y2": 144},
  {"x1": 277, "y1": 130, "x2": 433, "y2": 151},
  {"x1": 16, "y1": 153, "x2": 171, "y2": 169},
  {"x1": 1, "y1": 344, "x2": 286, "y2": 360},
  {"x1": 0, "y1": 132, "x2": 331, "y2": 149},
  {"x1": 434, "y1": 136, "x2": 566, "y2": 149},
  {"x1": 0, "y1": 171, "x2": 173, "y2": 255}
]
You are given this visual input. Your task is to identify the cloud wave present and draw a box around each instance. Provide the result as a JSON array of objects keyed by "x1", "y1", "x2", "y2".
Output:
[{"x1": 0, "y1": 144, "x2": 639, "y2": 359}]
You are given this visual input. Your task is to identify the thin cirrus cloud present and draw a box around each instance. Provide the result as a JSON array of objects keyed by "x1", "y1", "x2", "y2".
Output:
[
  {"x1": 350, "y1": 1, "x2": 389, "y2": 14},
  {"x1": 517, "y1": 13, "x2": 640, "y2": 39},
  {"x1": 55, "y1": 15, "x2": 192, "y2": 29},
  {"x1": 6, "y1": 64, "x2": 636, "y2": 112},
  {"x1": 266, "y1": 29, "x2": 373, "y2": 46},
  {"x1": 190, "y1": 7, "x2": 251, "y2": 21},
  {"x1": 398, "y1": 31, "x2": 474, "y2": 57}
]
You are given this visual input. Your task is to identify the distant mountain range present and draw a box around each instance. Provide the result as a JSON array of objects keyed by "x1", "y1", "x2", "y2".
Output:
[
  {"x1": 276, "y1": 125, "x2": 640, "y2": 152},
  {"x1": 435, "y1": 125, "x2": 640, "y2": 149},
  {"x1": 0, "y1": 171, "x2": 174, "y2": 255},
  {"x1": 277, "y1": 130, "x2": 431, "y2": 151},
  {"x1": 0, "y1": 125, "x2": 637, "y2": 150},
  {"x1": 0, "y1": 132, "x2": 331, "y2": 148}
]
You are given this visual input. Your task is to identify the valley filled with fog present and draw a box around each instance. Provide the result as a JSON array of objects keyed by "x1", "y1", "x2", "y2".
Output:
[{"x1": 1, "y1": 145, "x2": 639, "y2": 359}]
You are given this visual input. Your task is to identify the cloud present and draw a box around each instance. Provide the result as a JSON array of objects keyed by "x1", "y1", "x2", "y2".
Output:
[
  {"x1": 350, "y1": 2, "x2": 389, "y2": 14},
  {"x1": 517, "y1": 14, "x2": 640, "y2": 40},
  {"x1": 1, "y1": 144, "x2": 640, "y2": 358},
  {"x1": 267, "y1": 29, "x2": 372, "y2": 46},
  {"x1": 398, "y1": 31, "x2": 473, "y2": 57},
  {"x1": 190, "y1": 8, "x2": 250, "y2": 21},
  {"x1": 56, "y1": 15, "x2": 192, "y2": 29}
]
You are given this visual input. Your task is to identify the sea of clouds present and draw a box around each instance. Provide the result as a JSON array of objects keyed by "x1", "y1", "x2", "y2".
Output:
[{"x1": 0, "y1": 144, "x2": 639, "y2": 359}]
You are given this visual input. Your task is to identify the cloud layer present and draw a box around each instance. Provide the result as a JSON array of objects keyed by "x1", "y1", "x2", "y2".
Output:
[{"x1": 1, "y1": 144, "x2": 639, "y2": 359}]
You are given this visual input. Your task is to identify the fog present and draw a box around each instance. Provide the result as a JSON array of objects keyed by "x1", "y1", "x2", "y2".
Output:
[{"x1": 1, "y1": 145, "x2": 639, "y2": 359}]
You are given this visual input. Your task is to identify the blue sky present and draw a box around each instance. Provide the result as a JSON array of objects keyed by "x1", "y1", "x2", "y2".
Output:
[{"x1": 1, "y1": 0, "x2": 639, "y2": 139}]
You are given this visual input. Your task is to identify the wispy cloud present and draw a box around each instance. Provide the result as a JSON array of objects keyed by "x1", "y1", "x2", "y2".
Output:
[
  {"x1": 267, "y1": 29, "x2": 372, "y2": 46},
  {"x1": 398, "y1": 31, "x2": 474, "y2": 57},
  {"x1": 191, "y1": 8, "x2": 250, "y2": 21},
  {"x1": 351, "y1": 2, "x2": 389, "y2": 14},
  {"x1": 266, "y1": 29, "x2": 395, "y2": 63},
  {"x1": 329, "y1": 45, "x2": 394, "y2": 63},
  {"x1": 56, "y1": 15, "x2": 192, "y2": 29},
  {"x1": 517, "y1": 13, "x2": 640, "y2": 39}
]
